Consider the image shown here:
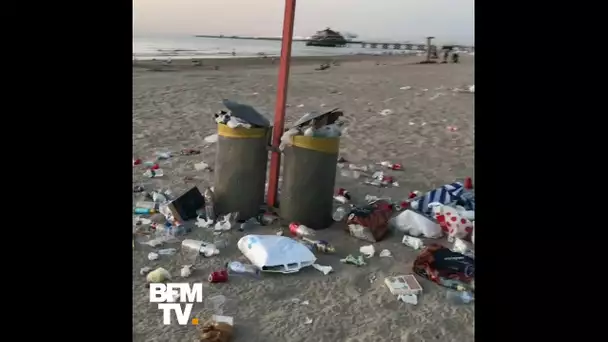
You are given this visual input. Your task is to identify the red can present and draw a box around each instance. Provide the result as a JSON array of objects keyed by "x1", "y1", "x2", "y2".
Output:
[
  {"x1": 390, "y1": 163, "x2": 403, "y2": 170},
  {"x1": 289, "y1": 222, "x2": 300, "y2": 236},
  {"x1": 133, "y1": 158, "x2": 142, "y2": 166},
  {"x1": 208, "y1": 270, "x2": 228, "y2": 283},
  {"x1": 151, "y1": 163, "x2": 160, "y2": 170},
  {"x1": 382, "y1": 176, "x2": 394, "y2": 183},
  {"x1": 336, "y1": 188, "x2": 351, "y2": 200}
]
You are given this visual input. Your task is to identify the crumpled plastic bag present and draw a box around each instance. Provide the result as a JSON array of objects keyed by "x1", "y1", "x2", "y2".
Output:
[
  {"x1": 214, "y1": 212, "x2": 239, "y2": 231},
  {"x1": 389, "y1": 210, "x2": 442, "y2": 238},
  {"x1": 472, "y1": 222, "x2": 475, "y2": 245},
  {"x1": 360, "y1": 245, "x2": 375, "y2": 258},
  {"x1": 146, "y1": 267, "x2": 171, "y2": 283},
  {"x1": 431, "y1": 204, "x2": 474, "y2": 242},
  {"x1": 402, "y1": 235, "x2": 424, "y2": 250},
  {"x1": 181, "y1": 265, "x2": 194, "y2": 278},
  {"x1": 312, "y1": 263, "x2": 333, "y2": 275},
  {"x1": 215, "y1": 111, "x2": 252, "y2": 129},
  {"x1": 452, "y1": 238, "x2": 474, "y2": 258},
  {"x1": 196, "y1": 216, "x2": 214, "y2": 229},
  {"x1": 279, "y1": 128, "x2": 301, "y2": 150},
  {"x1": 311, "y1": 123, "x2": 343, "y2": 137}
]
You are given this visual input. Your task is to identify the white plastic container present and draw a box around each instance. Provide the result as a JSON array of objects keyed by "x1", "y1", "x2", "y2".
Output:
[
  {"x1": 389, "y1": 210, "x2": 442, "y2": 238},
  {"x1": 237, "y1": 235, "x2": 316, "y2": 274}
]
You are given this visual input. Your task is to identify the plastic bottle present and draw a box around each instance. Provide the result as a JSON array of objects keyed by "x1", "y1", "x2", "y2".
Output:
[
  {"x1": 289, "y1": 223, "x2": 316, "y2": 237},
  {"x1": 151, "y1": 191, "x2": 167, "y2": 203},
  {"x1": 182, "y1": 239, "x2": 219, "y2": 257},
  {"x1": 340, "y1": 170, "x2": 361, "y2": 179},
  {"x1": 333, "y1": 205, "x2": 351, "y2": 222},
  {"x1": 446, "y1": 290, "x2": 474, "y2": 305},
  {"x1": 226, "y1": 261, "x2": 260, "y2": 278},
  {"x1": 157, "y1": 248, "x2": 177, "y2": 255},
  {"x1": 156, "y1": 152, "x2": 172, "y2": 160},
  {"x1": 203, "y1": 187, "x2": 216, "y2": 222},
  {"x1": 144, "y1": 169, "x2": 164, "y2": 178},
  {"x1": 134, "y1": 208, "x2": 156, "y2": 215},
  {"x1": 135, "y1": 201, "x2": 156, "y2": 209}
]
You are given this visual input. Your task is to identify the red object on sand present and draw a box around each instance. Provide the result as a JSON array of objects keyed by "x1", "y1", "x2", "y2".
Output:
[
  {"x1": 464, "y1": 177, "x2": 473, "y2": 190},
  {"x1": 208, "y1": 270, "x2": 228, "y2": 283},
  {"x1": 408, "y1": 192, "x2": 417, "y2": 199},
  {"x1": 267, "y1": 0, "x2": 297, "y2": 208},
  {"x1": 133, "y1": 158, "x2": 142, "y2": 166},
  {"x1": 151, "y1": 163, "x2": 160, "y2": 170},
  {"x1": 391, "y1": 163, "x2": 403, "y2": 170},
  {"x1": 337, "y1": 188, "x2": 351, "y2": 200}
]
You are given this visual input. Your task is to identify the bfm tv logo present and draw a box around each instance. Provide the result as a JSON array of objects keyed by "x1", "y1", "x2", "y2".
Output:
[{"x1": 149, "y1": 283, "x2": 203, "y2": 325}]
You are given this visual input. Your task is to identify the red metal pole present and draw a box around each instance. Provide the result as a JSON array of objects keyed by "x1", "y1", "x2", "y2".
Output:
[{"x1": 267, "y1": 0, "x2": 296, "y2": 208}]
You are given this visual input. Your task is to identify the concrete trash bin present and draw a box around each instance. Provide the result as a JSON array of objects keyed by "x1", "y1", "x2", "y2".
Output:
[
  {"x1": 214, "y1": 123, "x2": 269, "y2": 220},
  {"x1": 280, "y1": 135, "x2": 340, "y2": 230}
]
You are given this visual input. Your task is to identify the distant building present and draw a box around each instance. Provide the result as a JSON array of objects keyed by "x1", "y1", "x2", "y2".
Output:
[{"x1": 306, "y1": 28, "x2": 348, "y2": 47}]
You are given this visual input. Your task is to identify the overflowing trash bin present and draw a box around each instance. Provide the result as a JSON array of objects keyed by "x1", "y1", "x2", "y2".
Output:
[
  {"x1": 213, "y1": 100, "x2": 271, "y2": 220},
  {"x1": 279, "y1": 109, "x2": 344, "y2": 230}
]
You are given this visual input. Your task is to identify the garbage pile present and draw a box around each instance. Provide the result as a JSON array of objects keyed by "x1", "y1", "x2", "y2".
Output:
[
  {"x1": 133, "y1": 100, "x2": 474, "y2": 339},
  {"x1": 280, "y1": 108, "x2": 344, "y2": 150},
  {"x1": 214, "y1": 99, "x2": 271, "y2": 129},
  {"x1": 338, "y1": 160, "x2": 403, "y2": 188}
]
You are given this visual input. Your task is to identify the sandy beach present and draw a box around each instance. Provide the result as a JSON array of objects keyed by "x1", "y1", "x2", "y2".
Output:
[{"x1": 133, "y1": 54, "x2": 474, "y2": 342}]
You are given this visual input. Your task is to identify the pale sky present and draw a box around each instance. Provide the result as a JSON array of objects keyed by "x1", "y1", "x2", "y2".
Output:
[{"x1": 133, "y1": 0, "x2": 474, "y2": 44}]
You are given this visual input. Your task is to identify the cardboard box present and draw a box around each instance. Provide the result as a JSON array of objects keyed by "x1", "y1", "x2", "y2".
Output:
[
  {"x1": 384, "y1": 275, "x2": 423, "y2": 296},
  {"x1": 168, "y1": 186, "x2": 205, "y2": 222}
]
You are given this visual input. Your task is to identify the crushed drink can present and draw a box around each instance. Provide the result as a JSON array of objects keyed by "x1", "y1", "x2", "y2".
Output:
[
  {"x1": 408, "y1": 190, "x2": 422, "y2": 199},
  {"x1": 208, "y1": 269, "x2": 229, "y2": 283},
  {"x1": 336, "y1": 188, "x2": 351, "y2": 200}
]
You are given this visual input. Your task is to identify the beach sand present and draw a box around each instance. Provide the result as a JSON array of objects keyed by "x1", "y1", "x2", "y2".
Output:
[{"x1": 133, "y1": 54, "x2": 474, "y2": 342}]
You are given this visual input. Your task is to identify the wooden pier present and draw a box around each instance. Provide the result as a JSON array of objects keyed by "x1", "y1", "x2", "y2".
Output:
[{"x1": 194, "y1": 35, "x2": 474, "y2": 52}]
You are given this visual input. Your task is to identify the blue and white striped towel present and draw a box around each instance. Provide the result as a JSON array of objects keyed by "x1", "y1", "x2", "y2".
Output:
[{"x1": 418, "y1": 182, "x2": 475, "y2": 216}]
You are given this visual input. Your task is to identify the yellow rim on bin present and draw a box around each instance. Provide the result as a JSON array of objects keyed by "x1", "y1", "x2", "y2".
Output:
[
  {"x1": 292, "y1": 136, "x2": 339, "y2": 154},
  {"x1": 217, "y1": 124, "x2": 267, "y2": 139}
]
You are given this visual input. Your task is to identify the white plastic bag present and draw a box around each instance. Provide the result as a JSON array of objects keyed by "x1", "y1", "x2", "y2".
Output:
[
  {"x1": 389, "y1": 210, "x2": 442, "y2": 238},
  {"x1": 472, "y1": 222, "x2": 475, "y2": 245},
  {"x1": 237, "y1": 235, "x2": 316, "y2": 273}
]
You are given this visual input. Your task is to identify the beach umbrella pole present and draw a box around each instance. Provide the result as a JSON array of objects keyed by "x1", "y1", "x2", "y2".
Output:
[{"x1": 267, "y1": 0, "x2": 297, "y2": 208}]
